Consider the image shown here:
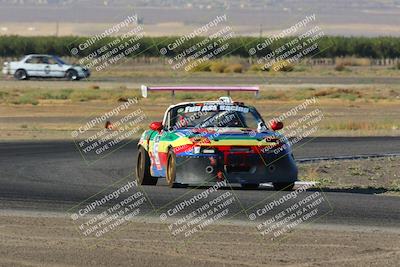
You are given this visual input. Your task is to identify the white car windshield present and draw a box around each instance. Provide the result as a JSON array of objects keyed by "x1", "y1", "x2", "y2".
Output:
[{"x1": 53, "y1": 56, "x2": 66, "y2": 65}]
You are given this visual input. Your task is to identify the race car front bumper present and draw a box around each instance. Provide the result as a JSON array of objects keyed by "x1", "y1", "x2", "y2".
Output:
[
  {"x1": 78, "y1": 68, "x2": 91, "y2": 78},
  {"x1": 174, "y1": 148, "x2": 298, "y2": 185}
]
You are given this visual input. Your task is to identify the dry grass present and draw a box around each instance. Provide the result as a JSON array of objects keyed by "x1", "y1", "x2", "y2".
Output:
[
  {"x1": 209, "y1": 61, "x2": 227, "y2": 73},
  {"x1": 1, "y1": 84, "x2": 399, "y2": 105},
  {"x1": 223, "y1": 63, "x2": 244, "y2": 73},
  {"x1": 0, "y1": 83, "x2": 399, "y2": 140},
  {"x1": 190, "y1": 60, "x2": 245, "y2": 73},
  {"x1": 299, "y1": 157, "x2": 400, "y2": 192},
  {"x1": 334, "y1": 63, "x2": 347, "y2": 71},
  {"x1": 335, "y1": 57, "x2": 371, "y2": 66},
  {"x1": 301, "y1": 165, "x2": 334, "y2": 187},
  {"x1": 271, "y1": 60, "x2": 294, "y2": 72},
  {"x1": 3, "y1": 56, "x2": 398, "y2": 79},
  {"x1": 324, "y1": 121, "x2": 397, "y2": 131}
]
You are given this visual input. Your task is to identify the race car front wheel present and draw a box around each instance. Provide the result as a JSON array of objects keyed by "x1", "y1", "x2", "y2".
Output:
[
  {"x1": 136, "y1": 146, "x2": 157, "y2": 185},
  {"x1": 166, "y1": 150, "x2": 187, "y2": 188},
  {"x1": 166, "y1": 150, "x2": 177, "y2": 188},
  {"x1": 273, "y1": 182, "x2": 294, "y2": 191},
  {"x1": 66, "y1": 69, "x2": 80, "y2": 81},
  {"x1": 14, "y1": 69, "x2": 28, "y2": 80}
]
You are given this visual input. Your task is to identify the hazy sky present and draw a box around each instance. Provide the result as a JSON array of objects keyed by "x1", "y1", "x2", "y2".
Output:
[{"x1": 0, "y1": 0, "x2": 399, "y2": 36}]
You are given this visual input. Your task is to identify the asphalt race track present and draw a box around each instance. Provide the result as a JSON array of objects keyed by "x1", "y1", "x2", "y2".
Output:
[{"x1": 1, "y1": 137, "x2": 400, "y2": 228}]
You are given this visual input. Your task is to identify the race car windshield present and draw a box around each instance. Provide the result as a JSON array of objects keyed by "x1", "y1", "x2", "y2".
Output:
[
  {"x1": 171, "y1": 104, "x2": 262, "y2": 129},
  {"x1": 53, "y1": 56, "x2": 66, "y2": 65}
]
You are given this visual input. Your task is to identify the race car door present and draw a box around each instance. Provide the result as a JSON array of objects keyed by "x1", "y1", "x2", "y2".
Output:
[
  {"x1": 42, "y1": 56, "x2": 65, "y2": 78},
  {"x1": 24, "y1": 56, "x2": 47, "y2": 77}
]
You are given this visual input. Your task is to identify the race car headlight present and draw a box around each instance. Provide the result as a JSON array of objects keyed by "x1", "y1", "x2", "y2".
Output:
[
  {"x1": 202, "y1": 148, "x2": 215, "y2": 154},
  {"x1": 193, "y1": 146, "x2": 201, "y2": 154},
  {"x1": 192, "y1": 147, "x2": 215, "y2": 154}
]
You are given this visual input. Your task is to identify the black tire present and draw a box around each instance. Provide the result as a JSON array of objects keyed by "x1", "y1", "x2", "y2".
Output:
[
  {"x1": 166, "y1": 150, "x2": 182, "y2": 188},
  {"x1": 241, "y1": 184, "x2": 260, "y2": 189},
  {"x1": 273, "y1": 182, "x2": 295, "y2": 191},
  {"x1": 66, "y1": 69, "x2": 79, "y2": 81},
  {"x1": 136, "y1": 146, "x2": 157, "y2": 185},
  {"x1": 14, "y1": 69, "x2": 28, "y2": 80}
]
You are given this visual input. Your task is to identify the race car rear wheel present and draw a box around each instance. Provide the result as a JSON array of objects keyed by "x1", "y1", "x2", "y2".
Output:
[
  {"x1": 241, "y1": 183, "x2": 260, "y2": 189},
  {"x1": 136, "y1": 146, "x2": 157, "y2": 185},
  {"x1": 273, "y1": 182, "x2": 294, "y2": 191},
  {"x1": 14, "y1": 69, "x2": 28, "y2": 80}
]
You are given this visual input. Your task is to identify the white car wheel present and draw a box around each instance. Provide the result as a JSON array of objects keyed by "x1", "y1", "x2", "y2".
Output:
[
  {"x1": 66, "y1": 69, "x2": 79, "y2": 81},
  {"x1": 14, "y1": 69, "x2": 28, "y2": 80}
]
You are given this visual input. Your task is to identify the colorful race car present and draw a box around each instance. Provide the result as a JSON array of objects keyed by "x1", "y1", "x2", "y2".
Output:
[{"x1": 136, "y1": 86, "x2": 298, "y2": 190}]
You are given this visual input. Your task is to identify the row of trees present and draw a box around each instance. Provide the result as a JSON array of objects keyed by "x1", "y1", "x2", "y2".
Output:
[{"x1": 0, "y1": 35, "x2": 399, "y2": 59}]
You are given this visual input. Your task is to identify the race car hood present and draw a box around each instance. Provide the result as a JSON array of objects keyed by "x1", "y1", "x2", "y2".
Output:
[{"x1": 173, "y1": 128, "x2": 286, "y2": 147}]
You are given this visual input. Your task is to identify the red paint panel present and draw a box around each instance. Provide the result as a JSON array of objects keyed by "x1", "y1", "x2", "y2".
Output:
[{"x1": 157, "y1": 151, "x2": 168, "y2": 168}]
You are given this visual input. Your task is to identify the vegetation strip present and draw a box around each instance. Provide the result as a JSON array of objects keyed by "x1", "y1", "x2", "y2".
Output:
[{"x1": 1, "y1": 36, "x2": 400, "y2": 58}]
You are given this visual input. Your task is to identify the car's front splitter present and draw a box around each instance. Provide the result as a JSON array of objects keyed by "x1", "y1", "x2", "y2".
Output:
[{"x1": 175, "y1": 151, "x2": 298, "y2": 185}]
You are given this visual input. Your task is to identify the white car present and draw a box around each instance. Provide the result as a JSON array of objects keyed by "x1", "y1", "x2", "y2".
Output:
[{"x1": 2, "y1": 54, "x2": 90, "y2": 81}]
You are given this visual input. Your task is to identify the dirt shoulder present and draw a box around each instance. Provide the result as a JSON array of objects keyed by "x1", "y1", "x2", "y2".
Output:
[
  {"x1": 0, "y1": 214, "x2": 399, "y2": 267},
  {"x1": 300, "y1": 157, "x2": 400, "y2": 194}
]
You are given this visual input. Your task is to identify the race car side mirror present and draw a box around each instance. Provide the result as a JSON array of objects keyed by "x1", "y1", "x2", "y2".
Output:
[
  {"x1": 149, "y1": 121, "x2": 163, "y2": 132},
  {"x1": 270, "y1": 121, "x2": 283, "y2": 131}
]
